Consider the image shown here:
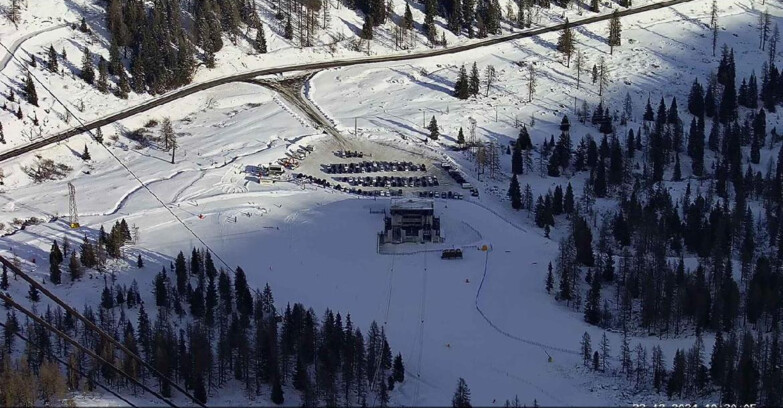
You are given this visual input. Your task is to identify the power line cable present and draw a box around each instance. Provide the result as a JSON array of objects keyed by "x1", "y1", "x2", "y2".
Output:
[
  {"x1": 0, "y1": 319, "x2": 138, "y2": 408},
  {"x1": 0, "y1": 256, "x2": 205, "y2": 408},
  {"x1": 0, "y1": 291, "x2": 177, "y2": 407},
  {"x1": 0, "y1": 41, "x2": 233, "y2": 273}
]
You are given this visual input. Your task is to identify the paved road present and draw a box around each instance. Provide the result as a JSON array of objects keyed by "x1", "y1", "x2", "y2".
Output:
[
  {"x1": 0, "y1": 0, "x2": 695, "y2": 163},
  {"x1": 0, "y1": 22, "x2": 71, "y2": 72},
  {"x1": 244, "y1": 75, "x2": 351, "y2": 147}
]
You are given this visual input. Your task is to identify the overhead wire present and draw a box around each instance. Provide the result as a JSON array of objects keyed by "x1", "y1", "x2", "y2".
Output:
[
  {"x1": 0, "y1": 41, "x2": 233, "y2": 272},
  {"x1": 0, "y1": 319, "x2": 138, "y2": 408},
  {"x1": 0, "y1": 256, "x2": 205, "y2": 407},
  {"x1": 0, "y1": 291, "x2": 177, "y2": 407}
]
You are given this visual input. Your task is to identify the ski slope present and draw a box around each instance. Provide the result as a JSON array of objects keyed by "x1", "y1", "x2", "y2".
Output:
[{"x1": 0, "y1": 0, "x2": 779, "y2": 405}]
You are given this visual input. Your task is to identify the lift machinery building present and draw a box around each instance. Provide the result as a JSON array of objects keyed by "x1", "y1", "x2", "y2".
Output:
[{"x1": 381, "y1": 199, "x2": 442, "y2": 244}]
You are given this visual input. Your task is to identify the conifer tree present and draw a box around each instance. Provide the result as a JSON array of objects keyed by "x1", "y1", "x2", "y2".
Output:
[
  {"x1": 393, "y1": 353, "x2": 405, "y2": 383},
  {"x1": 600, "y1": 333, "x2": 610, "y2": 372},
  {"x1": 457, "y1": 127, "x2": 465, "y2": 146},
  {"x1": 454, "y1": 65, "x2": 470, "y2": 99},
  {"x1": 80, "y1": 46, "x2": 95, "y2": 85},
  {"x1": 284, "y1": 15, "x2": 294, "y2": 40},
  {"x1": 24, "y1": 72, "x2": 38, "y2": 106},
  {"x1": 255, "y1": 25, "x2": 268, "y2": 53},
  {"x1": 68, "y1": 252, "x2": 81, "y2": 281},
  {"x1": 557, "y1": 19, "x2": 575, "y2": 67},
  {"x1": 116, "y1": 67, "x2": 130, "y2": 99},
  {"x1": 608, "y1": 10, "x2": 621, "y2": 54},
  {"x1": 0, "y1": 264, "x2": 7, "y2": 290},
  {"x1": 404, "y1": 2, "x2": 414, "y2": 30},
  {"x1": 175, "y1": 251, "x2": 187, "y2": 294},
  {"x1": 580, "y1": 332, "x2": 592, "y2": 366},
  {"x1": 670, "y1": 149, "x2": 683, "y2": 181},
  {"x1": 271, "y1": 375, "x2": 284, "y2": 404},
  {"x1": 545, "y1": 262, "x2": 554, "y2": 294},
  {"x1": 361, "y1": 14, "x2": 374, "y2": 40},
  {"x1": 584, "y1": 272, "x2": 602, "y2": 324},
  {"x1": 511, "y1": 141, "x2": 523, "y2": 175},
  {"x1": 427, "y1": 116, "x2": 439, "y2": 140},
  {"x1": 97, "y1": 58, "x2": 109, "y2": 93},
  {"x1": 452, "y1": 378, "x2": 472, "y2": 408},
  {"x1": 469, "y1": 62, "x2": 480, "y2": 97},
  {"x1": 49, "y1": 262, "x2": 61, "y2": 285},
  {"x1": 82, "y1": 144, "x2": 90, "y2": 161},
  {"x1": 28, "y1": 283, "x2": 40, "y2": 302},
  {"x1": 108, "y1": 38, "x2": 121, "y2": 76},
  {"x1": 48, "y1": 45, "x2": 58, "y2": 73},
  {"x1": 509, "y1": 174, "x2": 522, "y2": 210}
]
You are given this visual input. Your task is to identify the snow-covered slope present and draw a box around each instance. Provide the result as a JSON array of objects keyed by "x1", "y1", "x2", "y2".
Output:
[{"x1": 0, "y1": 0, "x2": 780, "y2": 405}]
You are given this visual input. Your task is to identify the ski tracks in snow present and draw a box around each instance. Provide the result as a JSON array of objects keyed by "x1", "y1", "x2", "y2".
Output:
[{"x1": 474, "y1": 249, "x2": 582, "y2": 357}]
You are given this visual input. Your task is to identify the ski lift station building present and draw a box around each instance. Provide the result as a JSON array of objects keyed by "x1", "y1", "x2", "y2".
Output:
[{"x1": 381, "y1": 199, "x2": 442, "y2": 244}]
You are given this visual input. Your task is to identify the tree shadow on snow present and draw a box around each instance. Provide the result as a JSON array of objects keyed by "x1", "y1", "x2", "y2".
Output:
[{"x1": 389, "y1": 67, "x2": 452, "y2": 95}]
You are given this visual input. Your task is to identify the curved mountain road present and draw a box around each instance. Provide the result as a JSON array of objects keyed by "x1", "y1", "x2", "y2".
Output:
[
  {"x1": 0, "y1": 0, "x2": 695, "y2": 163},
  {"x1": 0, "y1": 23, "x2": 71, "y2": 72}
]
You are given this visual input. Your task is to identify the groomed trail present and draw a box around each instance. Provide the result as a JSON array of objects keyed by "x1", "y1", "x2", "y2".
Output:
[{"x1": 0, "y1": 0, "x2": 695, "y2": 163}]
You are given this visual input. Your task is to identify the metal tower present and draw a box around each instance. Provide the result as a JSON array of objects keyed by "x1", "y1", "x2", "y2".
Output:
[{"x1": 68, "y1": 182, "x2": 79, "y2": 229}]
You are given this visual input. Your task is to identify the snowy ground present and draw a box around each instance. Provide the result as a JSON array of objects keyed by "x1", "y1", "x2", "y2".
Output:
[
  {"x1": 0, "y1": 0, "x2": 780, "y2": 405},
  {"x1": 0, "y1": 0, "x2": 664, "y2": 154},
  {"x1": 309, "y1": 0, "x2": 783, "y2": 206}
]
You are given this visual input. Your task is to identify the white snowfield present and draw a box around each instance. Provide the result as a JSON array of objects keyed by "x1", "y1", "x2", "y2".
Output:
[{"x1": 0, "y1": 0, "x2": 780, "y2": 405}]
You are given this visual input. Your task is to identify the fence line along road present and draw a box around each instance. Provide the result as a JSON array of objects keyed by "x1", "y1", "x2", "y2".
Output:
[{"x1": 0, "y1": 0, "x2": 694, "y2": 163}]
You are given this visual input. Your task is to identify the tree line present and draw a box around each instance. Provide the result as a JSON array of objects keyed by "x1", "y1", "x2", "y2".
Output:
[{"x1": 1, "y1": 237, "x2": 406, "y2": 406}]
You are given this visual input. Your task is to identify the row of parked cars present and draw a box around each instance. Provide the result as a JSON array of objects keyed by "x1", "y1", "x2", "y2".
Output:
[
  {"x1": 339, "y1": 175, "x2": 439, "y2": 188},
  {"x1": 440, "y1": 162, "x2": 479, "y2": 196},
  {"x1": 418, "y1": 191, "x2": 464, "y2": 199},
  {"x1": 334, "y1": 150, "x2": 365, "y2": 158},
  {"x1": 338, "y1": 187, "x2": 405, "y2": 197},
  {"x1": 287, "y1": 145, "x2": 313, "y2": 161},
  {"x1": 323, "y1": 161, "x2": 426, "y2": 174}
]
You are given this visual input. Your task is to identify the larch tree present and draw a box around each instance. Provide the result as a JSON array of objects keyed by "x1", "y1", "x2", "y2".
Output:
[
  {"x1": 8, "y1": 0, "x2": 21, "y2": 26},
  {"x1": 598, "y1": 57, "x2": 608, "y2": 97},
  {"x1": 759, "y1": 9, "x2": 771, "y2": 50},
  {"x1": 484, "y1": 65, "x2": 496, "y2": 97},
  {"x1": 574, "y1": 50, "x2": 584, "y2": 89},
  {"x1": 711, "y1": 0, "x2": 719, "y2": 56},
  {"x1": 161, "y1": 117, "x2": 175, "y2": 150},
  {"x1": 527, "y1": 63, "x2": 536, "y2": 102}
]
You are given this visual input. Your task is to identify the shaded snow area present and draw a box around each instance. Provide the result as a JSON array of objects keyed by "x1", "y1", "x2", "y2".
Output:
[{"x1": 1, "y1": 0, "x2": 782, "y2": 406}]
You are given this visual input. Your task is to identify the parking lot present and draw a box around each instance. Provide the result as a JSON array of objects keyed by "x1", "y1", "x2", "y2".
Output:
[{"x1": 293, "y1": 136, "x2": 471, "y2": 198}]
